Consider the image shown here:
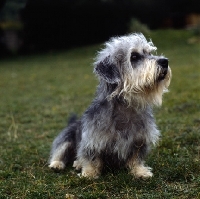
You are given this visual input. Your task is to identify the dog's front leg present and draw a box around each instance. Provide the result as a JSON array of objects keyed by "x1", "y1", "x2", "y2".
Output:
[
  {"x1": 126, "y1": 156, "x2": 153, "y2": 178},
  {"x1": 80, "y1": 157, "x2": 103, "y2": 179}
]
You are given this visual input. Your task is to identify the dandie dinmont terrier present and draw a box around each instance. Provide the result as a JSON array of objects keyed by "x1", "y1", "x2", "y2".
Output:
[{"x1": 49, "y1": 33, "x2": 171, "y2": 178}]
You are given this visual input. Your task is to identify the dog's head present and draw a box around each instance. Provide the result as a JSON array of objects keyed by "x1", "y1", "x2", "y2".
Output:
[{"x1": 94, "y1": 33, "x2": 172, "y2": 107}]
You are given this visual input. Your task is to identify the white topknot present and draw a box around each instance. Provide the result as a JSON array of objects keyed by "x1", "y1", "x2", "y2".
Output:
[{"x1": 95, "y1": 33, "x2": 157, "y2": 65}]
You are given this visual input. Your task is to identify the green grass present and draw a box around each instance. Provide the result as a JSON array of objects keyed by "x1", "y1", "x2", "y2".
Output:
[{"x1": 0, "y1": 30, "x2": 200, "y2": 198}]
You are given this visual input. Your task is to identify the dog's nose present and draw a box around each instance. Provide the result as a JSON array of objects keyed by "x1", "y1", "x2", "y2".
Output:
[{"x1": 157, "y1": 58, "x2": 168, "y2": 68}]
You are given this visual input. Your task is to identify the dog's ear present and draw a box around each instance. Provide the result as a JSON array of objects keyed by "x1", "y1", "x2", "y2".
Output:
[{"x1": 94, "y1": 57, "x2": 121, "y2": 84}]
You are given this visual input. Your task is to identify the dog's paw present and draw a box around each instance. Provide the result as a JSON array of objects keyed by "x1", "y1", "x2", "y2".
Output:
[
  {"x1": 49, "y1": 161, "x2": 65, "y2": 170},
  {"x1": 81, "y1": 166, "x2": 100, "y2": 179},
  {"x1": 81, "y1": 170, "x2": 99, "y2": 179},
  {"x1": 131, "y1": 165, "x2": 153, "y2": 179},
  {"x1": 73, "y1": 160, "x2": 81, "y2": 170}
]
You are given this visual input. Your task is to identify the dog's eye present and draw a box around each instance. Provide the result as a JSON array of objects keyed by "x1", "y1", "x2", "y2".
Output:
[{"x1": 130, "y1": 52, "x2": 141, "y2": 62}]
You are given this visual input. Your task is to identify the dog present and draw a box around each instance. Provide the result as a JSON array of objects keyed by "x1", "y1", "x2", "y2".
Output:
[{"x1": 49, "y1": 33, "x2": 171, "y2": 178}]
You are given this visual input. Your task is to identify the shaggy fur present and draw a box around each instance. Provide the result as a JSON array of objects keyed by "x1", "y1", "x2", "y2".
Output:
[{"x1": 49, "y1": 33, "x2": 171, "y2": 178}]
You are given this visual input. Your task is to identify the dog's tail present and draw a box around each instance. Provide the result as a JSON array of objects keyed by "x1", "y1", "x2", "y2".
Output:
[{"x1": 67, "y1": 113, "x2": 78, "y2": 125}]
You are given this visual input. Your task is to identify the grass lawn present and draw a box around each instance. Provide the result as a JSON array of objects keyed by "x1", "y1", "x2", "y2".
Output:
[{"x1": 0, "y1": 30, "x2": 200, "y2": 199}]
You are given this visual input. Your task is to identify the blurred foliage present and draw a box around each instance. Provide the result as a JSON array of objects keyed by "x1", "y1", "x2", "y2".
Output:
[
  {"x1": 128, "y1": 18, "x2": 150, "y2": 35},
  {"x1": 192, "y1": 24, "x2": 200, "y2": 36},
  {"x1": 187, "y1": 24, "x2": 200, "y2": 44},
  {"x1": 0, "y1": 21, "x2": 23, "y2": 30},
  {"x1": 0, "y1": 0, "x2": 26, "y2": 21}
]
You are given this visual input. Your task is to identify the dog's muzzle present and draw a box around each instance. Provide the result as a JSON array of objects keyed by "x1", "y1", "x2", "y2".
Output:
[{"x1": 157, "y1": 58, "x2": 168, "y2": 81}]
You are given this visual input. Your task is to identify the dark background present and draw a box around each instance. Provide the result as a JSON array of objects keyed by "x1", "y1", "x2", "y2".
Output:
[{"x1": 0, "y1": 0, "x2": 200, "y2": 54}]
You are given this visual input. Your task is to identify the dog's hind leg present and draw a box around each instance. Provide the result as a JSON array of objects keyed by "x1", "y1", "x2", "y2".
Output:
[
  {"x1": 49, "y1": 117, "x2": 80, "y2": 170},
  {"x1": 49, "y1": 140, "x2": 74, "y2": 170}
]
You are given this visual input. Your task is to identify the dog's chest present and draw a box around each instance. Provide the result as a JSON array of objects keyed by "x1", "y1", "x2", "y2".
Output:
[
  {"x1": 112, "y1": 105, "x2": 148, "y2": 133},
  {"x1": 82, "y1": 100, "x2": 156, "y2": 157}
]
